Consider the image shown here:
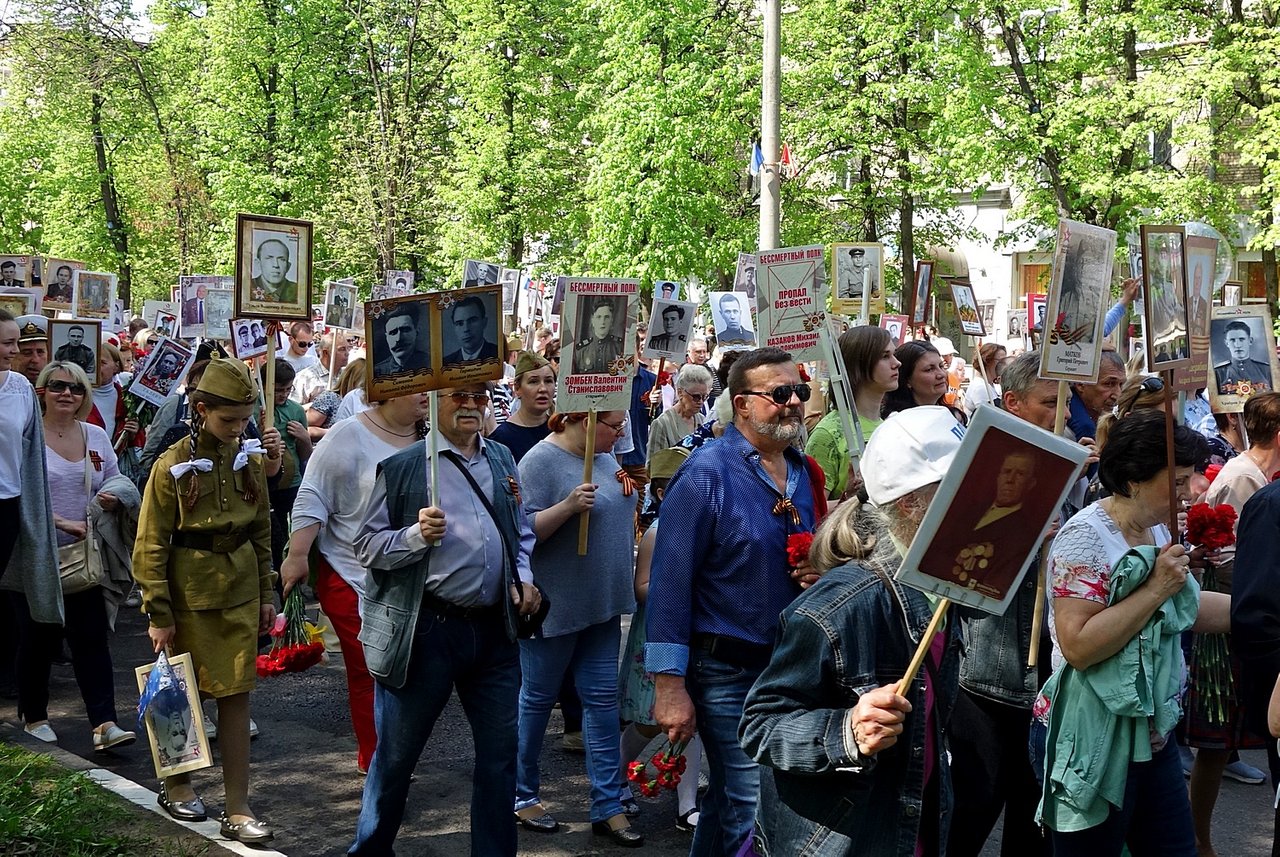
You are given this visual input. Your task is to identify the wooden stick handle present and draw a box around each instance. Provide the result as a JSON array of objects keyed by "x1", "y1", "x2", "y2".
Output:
[
  {"x1": 264, "y1": 333, "x2": 277, "y2": 430},
  {"x1": 1053, "y1": 380, "x2": 1068, "y2": 436},
  {"x1": 1028, "y1": 546, "x2": 1050, "y2": 668},
  {"x1": 896, "y1": 599, "x2": 949, "y2": 697},
  {"x1": 577, "y1": 410, "x2": 597, "y2": 556},
  {"x1": 1163, "y1": 370, "x2": 1178, "y2": 535},
  {"x1": 428, "y1": 391, "x2": 441, "y2": 547}
]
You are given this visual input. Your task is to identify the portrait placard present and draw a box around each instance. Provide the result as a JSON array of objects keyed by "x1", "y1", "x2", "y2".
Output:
[
  {"x1": 1140, "y1": 224, "x2": 1191, "y2": 371},
  {"x1": 654, "y1": 280, "x2": 683, "y2": 302},
  {"x1": 71, "y1": 271, "x2": 115, "y2": 321},
  {"x1": 378, "y1": 270, "x2": 415, "y2": 300},
  {"x1": 1171, "y1": 236, "x2": 1219, "y2": 392},
  {"x1": 501, "y1": 268, "x2": 521, "y2": 315},
  {"x1": 831, "y1": 242, "x2": 883, "y2": 320},
  {"x1": 152, "y1": 312, "x2": 178, "y2": 341},
  {"x1": 896, "y1": 406, "x2": 1089, "y2": 615},
  {"x1": 1207, "y1": 305, "x2": 1280, "y2": 414},
  {"x1": 0, "y1": 287, "x2": 40, "y2": 316},
  {"x1": 1038, "y1": 219, "x2": 1116, "y2": 382},
  {"x1": 129, "y1": 337, "x2": 195, "y2": 407},
  {"x1": 950, "y1": 281, "x2": 986, "y2": 338},
  {"x1": 1027, "y1": 293, "x2": 1047, "y2": 333},
  {"x1": 908, "y1": 261, "x2": 934, "y2": 327},
  {"x1": 462, "y1": 260, "x2": 501, "y2": 288},
  {"x1": 42, "y1": 258, "x2": 86, "y2": 311},
  {"x1": 437, "y1": 286, "x2": 505, "y2": 389},
  {"x1": 880, "y1": 313, "x2": 908, "y2": 346},
  {"x1": 557, "y1": 278, "x2": 639, "y2": 412},
  {"x1": 228, "y1": 318, "x2": 275, "y2": 360},
  {"x1": 177, "y1": 275, "x2": 220, "y2": 338},
  {"x1": 756, "y1": 244, "x2": 827, "y2": 361},
  {"x1": 0, "y1": 255, "x2": 33, "y2": 289},
  {"x1": 733, "y1": 253, "x2": 758, "y2": 301},
  {"x1": 201, "y1": 279, "x2": 235, "y2": 340},
  {"x1": 234, "y1": 213, "x2": 313, "y2": 321},
  {"x1": 550, "y1": 275, "x2": 568, "y2": 316},
  {"x1": 709, "y1": 291, "x2": 757, "y2": 350},
  {"x1": 642, "y1": 299, "x2": 697, "y2": 361},
  {"x1": 977, "y1": 300, "x2": 996, "y2": 336},
  {"x1": 323, "y1": 281, "x2": 358, "y2": 331},
  {"x1": 364, "y1": 294, "x2": 435, "y2": 402},
  {"x1": 1007, "y1": 309, "x2": 1026, "y2": 341},
  {"x1": 134, "y1": 653, "x2": 213, "y2": 779},
  {"x1": 48, "y1": 319, "x2": 102, "y2": 384}
]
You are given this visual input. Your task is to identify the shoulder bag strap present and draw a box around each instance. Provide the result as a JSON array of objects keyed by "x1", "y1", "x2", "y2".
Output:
[
  {"x1": 442, "y1": 452, "x2": 522, "y2": 604},
  {"x1": 81, "y1": 422, "x2": 93, "y2": 563}
]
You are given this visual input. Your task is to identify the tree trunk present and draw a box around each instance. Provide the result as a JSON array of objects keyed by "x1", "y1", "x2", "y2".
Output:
[{"x1": 90, "y1": 91, "x2": 131, "y2": 305}]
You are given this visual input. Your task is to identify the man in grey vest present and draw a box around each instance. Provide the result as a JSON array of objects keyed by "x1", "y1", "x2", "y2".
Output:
[{"x1": 348, "y1": 382, "x2": 541, "y2": 857}]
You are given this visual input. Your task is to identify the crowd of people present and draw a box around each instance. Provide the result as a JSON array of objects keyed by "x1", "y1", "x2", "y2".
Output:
[{"x1": 4, "y1": 298, "x2": 1280, "y2": 857}]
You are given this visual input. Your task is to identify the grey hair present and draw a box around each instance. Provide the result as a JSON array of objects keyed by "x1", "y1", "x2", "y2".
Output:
[
  {"x1": 998, "y1": 351, "x2": 1046, "y2": 399},
  {"x1": 809, "y1": 496, "x2": 914, "y2": 586},
  {"x1": 675, "y1": 363, "x2": 713, "y2": 390}
]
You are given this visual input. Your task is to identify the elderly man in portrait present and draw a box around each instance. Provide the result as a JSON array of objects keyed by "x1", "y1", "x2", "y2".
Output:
[
  {"x1": 573, "y1": 298, "x2": 623, "y2": 374},
  {"x1": 348, "y1": 382, "x2": 540, "y2": 856},
  {"x1": 1214, "y1": 320, "x2": 1274, "y2": 396},
  {"x1": 716, "y1": 293, "x2": 755, "y2": 346},
  {"x1": 444, "y1": 296, "x2": 499, "y2": 364},
  {"x1": 55, "y1": 325, "x2": 96, "y2": 376},
  {"x1": 648, "y1": 304, "x2": 688, "y2": 354},
  {"x1": 0, "y1": 260, "x2": 22, "y2": 288},
  {"x1": 250, "y1": 238, "x2": 298, "y2": 304},
  {"x1": 374, "y1": 304, "x2": 430, "y2": 376},
  {"x1": 14, "y1": 315, "x2": 48, "y2": 384},
  {"x1": 646, "y1": 347, "x2": 821, "y2": 856}
]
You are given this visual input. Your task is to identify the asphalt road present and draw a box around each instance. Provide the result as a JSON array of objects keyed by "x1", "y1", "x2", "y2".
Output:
[{"x1": 8, "y1": 595, "x2": 1278, "y2": 856}]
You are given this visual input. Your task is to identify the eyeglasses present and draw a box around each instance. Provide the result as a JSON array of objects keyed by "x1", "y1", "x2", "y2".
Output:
[
  {"x1": 598, "y1": 417, "x2": 627, "y2": 435},
  {"x1": 1139, "y1": 375, "x2": 1164, "y2": 394},
  {"x1": 680, "y1": 390, "x2": 709, "y2": 403},
  {"x1": 46, "y1": 380, "x2": 87, "y2": 396},
  {"x1": 744, "y1": 383, "x2": 811, "y2": 405},
  {"x1": 449, "y1": 391, "x2": 490, "y2": 406}
]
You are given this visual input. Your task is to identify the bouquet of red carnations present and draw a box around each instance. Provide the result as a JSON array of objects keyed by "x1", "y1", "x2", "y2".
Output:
[
  {"x1": 1185, "y1": 503, "x2": 1237, "y2": 552},
  {"x1": 1185, "y1": 502, "x2": 1237, "y2": 725},
  {"x1": 626, "y1": 740, "x2": 687, "y2": 798},
  {"x1": 256, "y1": 588, "x2": 325, "y2": 677},
  {"x1": 786, "y1": 532, "x2": 814, "y2": 569}
]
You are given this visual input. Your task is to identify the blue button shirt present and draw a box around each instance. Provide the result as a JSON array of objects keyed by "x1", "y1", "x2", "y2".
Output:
[
  {"x1": 644, "y1": 422, "x2": 815, "y2": 675},
  {"x1": 617, "y1": 366, "x2": 656, "y2": 467}
]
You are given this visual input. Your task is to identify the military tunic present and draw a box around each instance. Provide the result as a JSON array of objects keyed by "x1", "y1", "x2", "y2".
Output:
[
  {"x1": 573, "y1": 334, "x2": 622, "y2": 374},
  {"x1": 132, "y1": 432, "x2": 273, "y2": 697}
]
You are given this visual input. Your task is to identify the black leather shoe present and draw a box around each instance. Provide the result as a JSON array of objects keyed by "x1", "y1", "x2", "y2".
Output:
[
  {"x1": 157, "y1": 783, "x2": 207, "y2": 822},
  {"x1": 621, "y1": 797, "x2": 641, "y2": 818},
  {"x1": 592, "y1": 819, "x2": 644, "y2": 847},
  {"x1": 514, "y1": 806, "x2": 559, "y2": 832},
  {"x1": 219, "y1": 813, "x2": 275, "y2": 845}
]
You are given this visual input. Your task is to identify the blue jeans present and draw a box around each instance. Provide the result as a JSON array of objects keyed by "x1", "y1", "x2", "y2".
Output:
[
  {"x1": 514, "y1": 616, "x2": 626, "y2": 823},
  {"x1": 687, "y1": 653, "x2": 761, "y2": 857},
  {"x1": 349, "y1": 609, "x2": 520, "y2": 857},
  {"x1": 1049, "y1": 738, "x2": 1196, "y2": 857}
]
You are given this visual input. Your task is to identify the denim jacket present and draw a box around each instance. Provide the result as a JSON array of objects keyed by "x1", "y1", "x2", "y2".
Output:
[
  {"x1": 956, "y1": 549, "x2": 1042, "y2": 707},
  {"x1": 739, "y1": 561, "x2": 960, "y2": 857}
]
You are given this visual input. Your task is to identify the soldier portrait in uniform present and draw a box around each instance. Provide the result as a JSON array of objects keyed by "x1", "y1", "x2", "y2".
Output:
[
  {"x1": 133, "y1": 338, "x2": 194, "y2": 405},
  {"x1": 733, "y1": 253, "x2": 757, "y2": 301},
  {"x1": 324, "y1": 282, "x2": 357, "y2": 330},
  {"x1": 710, "y1": 291, "x2": 756, "y2": 347},
  {"x1": 642, "y1": 300, "x2": 695, "y2": 360},
  {"x1": 74, "y1": 271, "x2": 115, "y2": 320},
  {"x1": 571, "y1": 295, "x2": 626, "y2": 374},
  {"x1": 0, "y1": 256, "x2": 29, "y2": 289},
  {"x1": 49, "y1": 320, "x2": 101, "y2": 383},
  {"x1": 229, "y1": 319, "x2": 268, "y2": 360},
  {"x1": 656, "y1": 280, "x2": 681, "y2": 301},
  {"x1": 1212, "y1": 317, "x2": 1274, "y2": 398},
  {"x1": 234, "y1": 213, "x2": 312, "y2": 321},
  {"x1": 153, "y1": 312, "x2": 178, "y2": 340}
]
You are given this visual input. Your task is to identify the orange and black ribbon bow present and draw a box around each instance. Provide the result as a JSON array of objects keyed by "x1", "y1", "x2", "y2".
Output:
[
  {"x1": 772, "y1": 497, "x2": 802, "y2": 526},
  {"x1": 616, "y1": 469, "x2": 638, "y2": 497},
  {"x1": 506, "y1": 475, "x2": 522, "y2": 504}
]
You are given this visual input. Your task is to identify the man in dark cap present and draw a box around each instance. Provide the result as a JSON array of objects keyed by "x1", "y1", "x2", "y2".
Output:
[{"x1": 13, "y1": 315, "x2": 48, "y2": 384}]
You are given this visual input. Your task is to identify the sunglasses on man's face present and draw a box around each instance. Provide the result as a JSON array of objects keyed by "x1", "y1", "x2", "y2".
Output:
[
  {"x1": 46, "y1": 380, "x2": 87, "y2": 396},
  {"x1": 744, "y1": 383, "x2": 811, "y2": 405}
]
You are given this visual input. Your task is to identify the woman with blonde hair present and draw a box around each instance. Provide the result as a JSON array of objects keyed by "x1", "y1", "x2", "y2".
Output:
[
  {"x1": 1094, "y1": 374, "x2": 1169, "y2": 452},
  {"x1": 490, "y1": 351, "x2": 556, "y2": 463}
]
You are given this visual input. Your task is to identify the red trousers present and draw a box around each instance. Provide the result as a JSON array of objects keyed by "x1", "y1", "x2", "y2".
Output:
[{"x1": 315, "y1": 555, "x2": 377, "y2": 772}]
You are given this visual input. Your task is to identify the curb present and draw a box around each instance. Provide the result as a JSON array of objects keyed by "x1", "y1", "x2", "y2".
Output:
[{"x1": 2, "y1": 722, "x2": 286, "y2": 856}]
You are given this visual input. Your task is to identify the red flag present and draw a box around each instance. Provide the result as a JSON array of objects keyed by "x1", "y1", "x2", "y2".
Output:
[{"x1": 780, "y1": 143, "x2": 798, "y2": 179}]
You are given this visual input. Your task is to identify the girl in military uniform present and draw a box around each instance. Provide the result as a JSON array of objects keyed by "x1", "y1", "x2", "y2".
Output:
[{"x1": 132, "y1": 358, "x2": 280, "y2": 846}]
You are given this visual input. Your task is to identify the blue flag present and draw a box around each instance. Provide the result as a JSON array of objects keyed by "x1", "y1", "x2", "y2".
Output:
[{"x1": 749, "y1": 141, "x2": 763, "y2": 177}]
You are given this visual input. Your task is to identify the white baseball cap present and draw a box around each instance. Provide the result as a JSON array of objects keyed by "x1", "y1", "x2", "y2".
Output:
[
  {"x1": 862, "y1": 407, "x2": 965, "y2": 505},
  {"x1": 931, "y1": 336, "x2": 958, "y2": 356}
]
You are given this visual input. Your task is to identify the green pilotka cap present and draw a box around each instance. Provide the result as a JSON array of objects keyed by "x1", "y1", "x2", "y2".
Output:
[{"x1": 197, "y1": 357, "x2": 257, "y2": 404}]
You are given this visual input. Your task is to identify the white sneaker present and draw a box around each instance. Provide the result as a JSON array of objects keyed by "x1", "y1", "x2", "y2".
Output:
[
  {"x1": 249, "y1": 718, "x2": 259, "y2": 739},
  {"x1": 204, "y1": 717, "x2": 217, "y2": 741},
  {"x1": 93, "y1": 724, "x2": 136, "y2": 752},
  {"x1": 24, "y1": 722, "x2": 58, "y2": 743}
]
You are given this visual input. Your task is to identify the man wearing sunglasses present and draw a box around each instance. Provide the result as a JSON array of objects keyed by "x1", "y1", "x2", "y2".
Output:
[
  {"x1": 646, "y1": 347, "x2": 822, "y2": 856},
  {"x1": 351, "y1": 382, "x2": 540, "y2": 856}
]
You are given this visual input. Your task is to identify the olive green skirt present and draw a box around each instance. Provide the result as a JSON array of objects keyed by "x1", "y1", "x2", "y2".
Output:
[{"x1": 173, "y1": 599, "x2": 259, "y2": 698}]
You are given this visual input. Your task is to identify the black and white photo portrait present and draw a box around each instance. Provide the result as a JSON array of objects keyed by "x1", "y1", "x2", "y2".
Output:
[
  {"x1": 733, "y1": 253, "x2": 758, "y2": 301},
  {"x1": 49, "y1": 320, "x2": 101, "y2": 383},
  {"x1": 909, "y1": 261, "x2": 933, "y2": 326},
  {"x1": 501, "y1": 268, "x2": 521, "y2": 315},
  {"x1": 153, "y1": 312, "x2": 178, "y2": 340},
  {"x1": 229, "y1": 318, "x2": 269, "y2": 360},
  {"x1": 1141, "y1": 225, "x2": 1190, "y2": 370},
  {"x1": 1211, "y1": 316, "x2": 1274, "y2": 397},
  {"x1": 235, "y1": 213, "x2": 313, "y2": 321},
  {"x1": 324, "y1": 282, "x2": 357, "y2": 330},
  {"x1": 710, "y1": 291, "x2": 756, "y2": 347},
  {"x1": 0, "y1": 255, "x2": 30, "y2": 289},
  {"x1": 463, "y1": 259, "x2": 501, "y2": 288},
  {"x1": 571, "y1": 295, "x2": 626, "y2": 374},
  {"x1": 372, "y1": 299, "x2": 432, "y2": 377},
  {"x1": 73, "y1": 271, "x2": 114, "y2": 320},
  {"x1": 442, "y1": 293, "x2": 500, "y2": 364},
  {"x1": 642, "y1": 300, "x2": 696, "y2": 360},
  {"x1": 43, "y1": 259, "x2": 83, "y2": 307},
  {"x1": 655, "y1": 280, "x2": 682, "y2": 302},
  {"x1": 835, "y1": 244, "x2": 881, "y2": 302},
  {"x1": 377, "y1": 270, "x2": 414, "y2": 300}
]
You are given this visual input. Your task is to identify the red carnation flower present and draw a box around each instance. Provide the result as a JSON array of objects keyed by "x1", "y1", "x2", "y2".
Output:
[
  {"x1": 786, "y1": 532, "x2": 814, "y2": 568},
  {"x1": 1185, "y1": 503, "x2": 1237, "y2": 551}
]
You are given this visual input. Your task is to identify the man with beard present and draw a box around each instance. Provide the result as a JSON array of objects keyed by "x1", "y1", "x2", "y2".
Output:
[
  {"x1": 374, "y1": 303, "x2": 430, "y2": 376},
  {"x1": 13, "y1": 315, "x2": 48, "y2": 384},
  {"x1": 646, "y1": 347, "x2": 823, "y2": 856}
]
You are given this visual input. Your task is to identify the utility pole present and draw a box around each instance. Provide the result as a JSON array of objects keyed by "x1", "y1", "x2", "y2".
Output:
[{"x1": 759, "y1": 0, "x2": 781, "y2": 252}]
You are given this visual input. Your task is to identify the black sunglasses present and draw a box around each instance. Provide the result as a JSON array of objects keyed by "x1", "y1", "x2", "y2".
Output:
[
  {"x1": 1139, "y1": 375, "x2": 1164, "y2": 394},
  {"x1": 744, "y1": 383, "x2": 811, "y2": 405},
  {"x1": 46, "y1": 380, "x2": 87, "y2": 396}
]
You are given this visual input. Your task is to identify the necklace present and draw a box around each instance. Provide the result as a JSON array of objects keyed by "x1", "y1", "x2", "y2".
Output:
[
  {"x1": 45, "y1": 419, "x2": 74, "y2": 439},
  {"x1": 364, "y1": 412, "x2": 416, "y2": 438}
]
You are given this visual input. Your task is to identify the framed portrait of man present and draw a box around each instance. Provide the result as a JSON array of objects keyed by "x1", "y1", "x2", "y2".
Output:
[
  {"x1": 153, "y1": 312, "x2": 178, "y2": 340},
  {"x1": 831, "y1": 242, "x2": 883, "y2": 320},
  {"x1": 377, "y1": 270, "x2": 415, "y2": 300},
  {"x1": 0, "y1": 255, "x2": 31, "y2": 289},
  {"x1": 71, "y1": 271, "x2": 116, "y2": 322},
  {"x1": 709, "y1": 291, "x2": 756, "y2": 349},
  {"x1": 654, "y1": 280, "x2": 682, "y2": 302},
  {"x1": 201, "y1": 279, "x2": 235, "y2": 341},
  {"x1": 896, "y1": 406, "x2": 1089, "y2": 614},
  {"x1": 500, "y1": 268, "x2": 521, "y2": 315},
  {"x1": 234, "y1": 213, "x2": 313, "y2": 321},
  {"x1": 462, "y1": 260, "x2": 501, "y2": 288},
  {"x1": 1207, "y1": 305, "x2": 1280, "y2": 414},
  {"x1": 1027, "y1": 293, "x2": 1047, "y2": 333},
  {"x1": 908, "y1": 260, "x2": 934, "y2": 327},
  {"x1": 642, "y1": 299, "x2": 697, "y2": 361},
  {"x1": 1039, "y1": 218, "x2": 1116, "y2": 382},
  {"x1": 323, "y1": 281, "x2": 358, "y2": 331},
  {"x1": 557, "y1": 278, "x2": 638, "y2": 412},
  {"x1": 733, "y1": 253, "x2": 758, "y2": 301},
  {"x1": 436, "y1": 286, "x2": 505, "y2": 388},
  {"x1": 48, "y1": 319, "x2": 102, "y2": 384},
  {"x1": 177, "y1": 275, "x2": 214, "y2": 336},
  {"x1": 135, "y1": 653, "x2": 213, "y2": 779},
  {"x1": 1007, "y1": 310, "x2": 1026, "y2": 341},
  {"x1": 228, "y1": 318, "x2": 268, "y2": 360},
  {"x1": 949, "y1": 281, "x2": 985, "y2": 337},
  {"x1": 130, "y1": 337, "x2": 195, "y2": 407},
  {"x1": 880, "y1": 313, "x2": 908, "y2": 346},
  {"x1": 41, "y1": 258, "x2": 86, "y2": 311},
  {"x1": 365, "y1": 294, "x2": 435, "y2": 402},
  {"x1": 1140, "y1": 224, "x2": 1191, "y2": 372}
]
